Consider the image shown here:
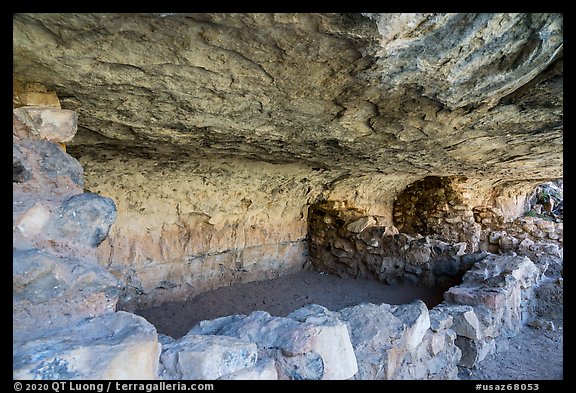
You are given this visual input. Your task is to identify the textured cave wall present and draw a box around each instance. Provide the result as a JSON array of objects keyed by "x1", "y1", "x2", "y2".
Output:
[
  {"x1": 13, "y1": 13, "x2": 563, "y2": 308},
  {"x1": 74, "y1": 149, "x2": 339, "y2": 309}
]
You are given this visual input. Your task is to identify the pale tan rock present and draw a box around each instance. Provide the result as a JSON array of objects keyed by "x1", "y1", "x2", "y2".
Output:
[
  {"x1": 288, "y1": 305, "x2": 358, "y2": 380},
  {"x1": 13, "y1": 79, "x2": 61, "y2": 108},
  {"x1": 347, "y1": 216, "x2": 376, "y2": 234},
  {"x1": 15, "y1": 202, "x2": 52, "y2": 238},
  {"x1": 13, "y1": 106, "x2": 77, "y2": 143},
  {"x1": 384, "y1": 225, "x2": 399, "y2": 236}
]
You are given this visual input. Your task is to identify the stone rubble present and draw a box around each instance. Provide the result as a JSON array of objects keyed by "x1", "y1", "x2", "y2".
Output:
[{"x1": 308, "y1": 199, "x2": 486, "y2": 289}]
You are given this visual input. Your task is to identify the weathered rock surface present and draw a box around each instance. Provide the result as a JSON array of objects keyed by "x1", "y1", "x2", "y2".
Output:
[
  {"x1": 13, "y1": 311, "x2": 160, "y2": 380},
  {"x1": 188, "y1": 308, "x2": 358, "y2": 380},
  {"x1": 13, "y1": 248, "x2": 120, "y2": 332},
  {"x1": 13, "y1": 106, "x2": 78, "y2": 143},
  {"x1": 13, "y1": 13, "x2": 562, "y2": 180},
  {"x1": 12, "y1": 13, "x2": 562, "y2": 381},
  {"x1": 53, "y1": 192, "x2": 117, "y2": 247},
  {"x1": 287, "y1": 304, "x2": 358, "y2": 379},
  {"x1": 13, "y1": 106, "x2": 158, "y2": 380},
  {"x1": 75, "y1": 151, "x2": 328, "y2": 310},
  {"x1": 159, "y1": 334, "x2": 258, "y2": 380}
]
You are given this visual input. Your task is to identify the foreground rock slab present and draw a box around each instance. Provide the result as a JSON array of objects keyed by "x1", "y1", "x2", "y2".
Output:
[{"x1": 13, "y1": 311, "x2": 161, "y2": 380}]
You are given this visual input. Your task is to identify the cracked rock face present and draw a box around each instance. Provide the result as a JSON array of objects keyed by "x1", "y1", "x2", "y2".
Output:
[
  {"x1": 13, "y1": 13, "x2": 562, "y2": 179},
  {"x1": 13, "y1": 13, "x2": 563, "y2": 308}
]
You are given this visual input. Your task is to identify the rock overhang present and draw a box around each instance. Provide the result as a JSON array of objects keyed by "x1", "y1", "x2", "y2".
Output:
[{"x1": 13, "y1": 12, "x2": 562, "y2": 181}]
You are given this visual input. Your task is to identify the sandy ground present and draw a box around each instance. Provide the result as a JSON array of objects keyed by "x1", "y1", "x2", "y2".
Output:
[
  {"x1": 135, "y1": 271, "x2": 449, "y2": 339},
  {"x1": 134, "y1": 270, "x2": 563, "y2": 380}
]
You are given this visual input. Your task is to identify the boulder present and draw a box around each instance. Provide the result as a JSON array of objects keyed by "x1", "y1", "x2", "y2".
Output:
[
  {"x1": 455, "y1": 336, "x2": 495, "y2": 368},
  {"x1": 53, "y1": 192, "x2": 117, "y2": 247},
  {"x1": 391, "y1": 300, "x2": 430, "y2": 350},
  {"x1": 159, "y1": 334, "x2": 257, "y2": 380},
  {"x1": 288, "y1": 304, "x2": 358, "y2": 380},
  {"x1": 338, "y1": 303, "x2": 406, "y2": 380},
  {"x1": 13, "y1": 311, "x2": 160, "y2": 379},
  {"x1": 18, "y1": 139, "x2": 84, "y2": 187},
  {"x1": 13, "y1": 249, "x2": 121, "y2": 332}
]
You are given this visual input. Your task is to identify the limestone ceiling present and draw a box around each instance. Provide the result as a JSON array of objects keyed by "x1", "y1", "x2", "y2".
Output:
[{"x1": 13, "y1": 13, "x2": 563, "y2": 180}]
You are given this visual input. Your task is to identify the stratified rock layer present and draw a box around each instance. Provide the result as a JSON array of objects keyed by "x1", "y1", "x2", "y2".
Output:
[{"x1": 13, "y1": 13, "x2": 562, "y2": 180}]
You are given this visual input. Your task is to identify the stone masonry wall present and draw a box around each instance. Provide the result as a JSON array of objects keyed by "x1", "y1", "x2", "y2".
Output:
[
  {"x1": 308, "y1": 200, "x2": 488, "y2": 290},
  {"x1": 154, "y1": 253, "x2": 544, "y2": 380},
  {"x1": 393, "y1": 176, "x2": 481, "y2": 252}
]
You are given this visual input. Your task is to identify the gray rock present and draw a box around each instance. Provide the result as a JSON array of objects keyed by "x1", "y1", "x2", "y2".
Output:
[
  {"x1": 19, "y1": 140, "x2": 84, "y2": 187},
  {"x1": 13, "y1": 248, "x2": 121, "y2": 332},
  {"x1": 436, "y1": 304, "x2": 482, "y2": 340},
  {"x1": 461, "y1": 254, "x2": 542, "y2": 289},
  {"x1": 13, "y1": 249, "x2": 72, "y2": 304},
  {"x1": 391, "y1": 300, "x2": 430, "y2": 350},
  {"x1": 455, "y1": 336, "x2": 494, "y2": 368},
  {"x1": 191, "y1": 307, "x2": 357, "y2": 380},
  {"x1": 460, "y1": 251, "x2": 489, "y2": 267},
  {"x1": 338, "y1": 303, "x2": 406, "y2": 380},
  {"x1": 13, "y1": 311, "x2": 161, "y2": 379},
  {"x1": 190, "y1": 311, "x2": 314, "y2": 356},
  {"x1": 13, "y1": 144, "x2": 31, "y2": 182},
  {"x1": 54, "y1": 192, "x2": 116, "y2": 247},
  {"x1": 273, "y1": 351, "x2": 324, "y2": 380},
  {"x1": 218, "y1": 357, "x2": 278, "y2": 380},
  {"x1": 159, "y1": 334, "x2": 257, "y2": 380},
  {"x1": 428, "y1": 309, "x2": 453, "y2": 332},
  {"x1": 532, "y1": 279, "x2": 563, "y2": 321},
  {"x1": 13, "y1": 14, "x2": 562, "y2": 179},
  {"x1": 287, "y1": 304, "x2": 358, "y2": 380}
]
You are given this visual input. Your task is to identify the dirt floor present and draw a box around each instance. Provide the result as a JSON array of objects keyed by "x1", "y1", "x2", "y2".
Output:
[
  {"x1": 458, "y1": 323, "x2": 563, "y2": 380},
  {"x1": 135, "y1": 270, "x2": 450, "y2": 339},
  {"x1": 134, "y1": 270, "x2": 563, "y2": 380}
]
